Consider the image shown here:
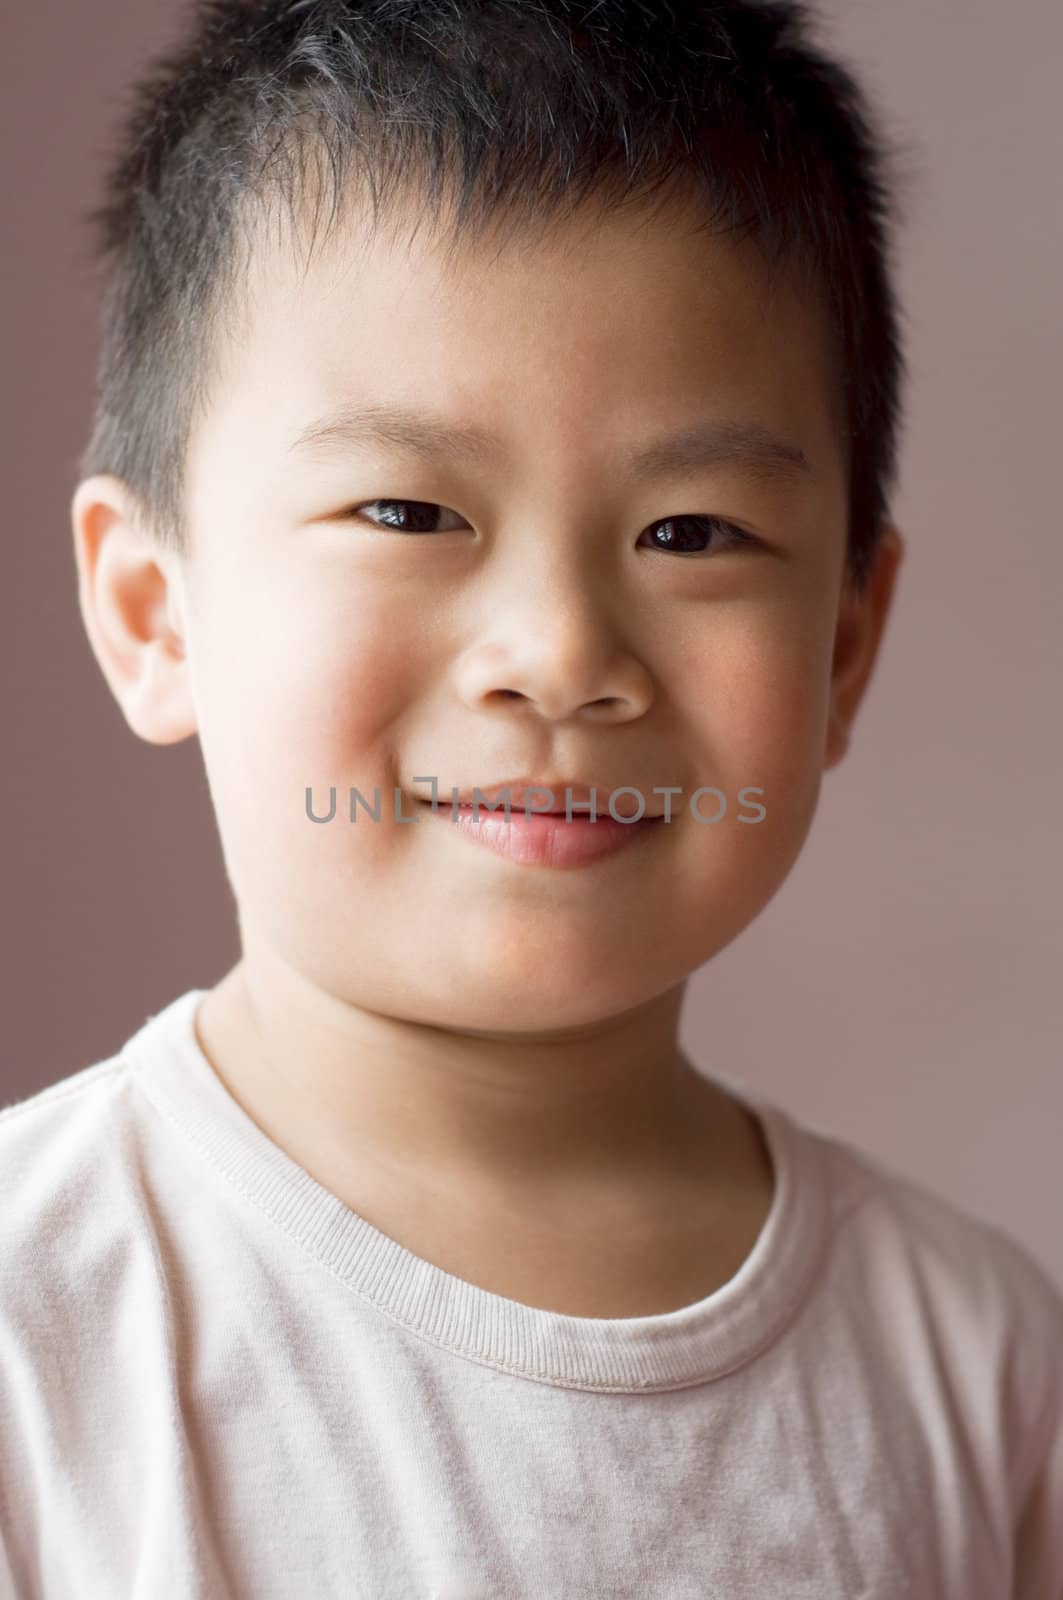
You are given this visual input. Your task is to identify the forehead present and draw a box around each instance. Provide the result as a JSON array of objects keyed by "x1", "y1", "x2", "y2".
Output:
[{"x1": 199, "y1": 183, "x2": 844, "y2": 491}]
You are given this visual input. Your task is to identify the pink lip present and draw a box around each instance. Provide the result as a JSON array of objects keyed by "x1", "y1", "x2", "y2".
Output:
[{"x1": 416, "y1": 797, "x2": 664, "y2": 869}]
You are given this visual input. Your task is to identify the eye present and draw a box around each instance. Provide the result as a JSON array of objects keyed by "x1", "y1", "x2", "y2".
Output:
[
  {"x1": 350, "y1": 499, "x2": 469, "y2": 533},
  {"x1": 638, "y1": 515, "x2": 756, "y2": 556},
  {"x1": 346, "y1": 500, "x2": 757, "y2": 554}
]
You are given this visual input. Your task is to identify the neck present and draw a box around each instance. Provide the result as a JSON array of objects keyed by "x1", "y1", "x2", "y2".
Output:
[{"x1": 194, "y1": 944, "x2": 747, "y2": 1217}]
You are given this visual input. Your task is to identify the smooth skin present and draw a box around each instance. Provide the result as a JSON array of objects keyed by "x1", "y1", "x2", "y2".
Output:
[{"x1": 71, "y1": 186, "x2": 903, "y2": 1317}]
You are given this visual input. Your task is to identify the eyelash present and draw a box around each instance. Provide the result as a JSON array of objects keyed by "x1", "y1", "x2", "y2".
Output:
[{"x1": 345, "y1": 499, "x2": 757, "y2": 556}]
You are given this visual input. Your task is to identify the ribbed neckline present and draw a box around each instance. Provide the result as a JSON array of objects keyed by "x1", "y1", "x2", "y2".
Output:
[{"x1": 128, "y1": 988, "x2": 831, "y2": 1393}]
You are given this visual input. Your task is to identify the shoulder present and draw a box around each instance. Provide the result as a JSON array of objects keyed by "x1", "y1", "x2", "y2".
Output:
[
  {"x1": 0, "y1": 1008, "x2": 195, "y2": 1406},
  {"x1": 0, "y1": 995, "x2": 199, "y2": 1236},
  {"x1": 795, "y1": 1119, "x2": 1063, "y2": 1591},
  {"x1": 810, "y1": 1124, "x2": 1063, "y2": 1340},
  {"x1": 0, "y1": 1025, "x2": 187, "y2": 1579},
  {"x1": 0, "y1": 1000, "x2": 197, "y2": 1324},
  {"x1": 0, "y1": 1048, "x2": 151, "y2": 1360},
  {"x1": 800, "y1": 1117, "x2": 1063, "y2": 1473},
  {"x1": 0, "y1": 1048, "x2": 139, "y2": 1233}
]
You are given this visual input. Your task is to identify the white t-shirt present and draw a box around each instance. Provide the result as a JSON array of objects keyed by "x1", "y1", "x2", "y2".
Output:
[{"x1": 1, "y1": 989, "x2": 1060, "y2": 1599}]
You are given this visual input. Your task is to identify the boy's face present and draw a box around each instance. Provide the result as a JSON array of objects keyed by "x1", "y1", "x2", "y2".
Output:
[{"x1": 76, "y1": 187, "x2": 901, "y2": 1036}]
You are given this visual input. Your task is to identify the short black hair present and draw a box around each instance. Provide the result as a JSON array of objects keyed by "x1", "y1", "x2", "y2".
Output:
[{"x1": 75, "y1": 0, "x2": 916, "y2": 591}]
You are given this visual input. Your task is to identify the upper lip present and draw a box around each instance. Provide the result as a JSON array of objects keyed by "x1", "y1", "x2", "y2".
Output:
[{"x1": 414, "y1": 778, "x2": 664, "y2": 818}]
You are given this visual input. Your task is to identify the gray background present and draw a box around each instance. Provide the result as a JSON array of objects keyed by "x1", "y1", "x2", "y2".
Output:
[{"x1": 4, "y1": 1, "x2": 1061, "y2": 1283}]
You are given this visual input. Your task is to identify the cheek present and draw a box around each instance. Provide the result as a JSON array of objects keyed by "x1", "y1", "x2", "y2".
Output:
[
  {"x1": 647, "y1": 610, "x2": 833, "y2": 953},
  {"x1": 227, "y1": 578, "x2": 411, "y2": 754},
  {"x1": 669, "y1": 601, "x2": 834, "y2": 792},
  {"x1": 190, "y1": 571, "x2": 418, "y2": 879}
]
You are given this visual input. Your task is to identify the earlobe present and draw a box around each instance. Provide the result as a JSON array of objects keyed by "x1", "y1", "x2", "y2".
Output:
[
  {"x1": 824, "y1": 523, "x2": 905, "y2": 771},
  {"x1": 70, "y1": 475, "x2": 198, "y2": 746}
]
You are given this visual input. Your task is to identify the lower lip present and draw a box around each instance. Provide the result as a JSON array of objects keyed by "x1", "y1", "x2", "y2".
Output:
[{"x1": 416, "y1": 800, "x2": 666, "y2": 869}]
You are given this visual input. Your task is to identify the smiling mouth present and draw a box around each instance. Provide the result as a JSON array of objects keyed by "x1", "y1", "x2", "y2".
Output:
[
  {"x1": 416, "y1": 797, "x2": 665, "y2": 823},
  {"x1": 419, "y1": 798, "x2": 595, "y2": 816},
  {"x1": 411, "y1": 790, "x2": 667, "y2": 870},
  {"x1": 414, "y1": 795, "x2": 666, "y2": 820},
  {"x1": 450, "y1": 802, "x2": 595, "y2": 816}
]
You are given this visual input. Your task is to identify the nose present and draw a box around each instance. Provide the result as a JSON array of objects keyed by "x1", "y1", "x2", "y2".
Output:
[{"x1": 452, "y1": 576, "x2": 654, "y2": 725}]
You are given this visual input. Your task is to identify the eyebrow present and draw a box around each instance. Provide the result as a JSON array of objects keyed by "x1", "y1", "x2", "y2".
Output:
[{"x1": 285, "y1": 401, "x2": 813, "y2": 486}]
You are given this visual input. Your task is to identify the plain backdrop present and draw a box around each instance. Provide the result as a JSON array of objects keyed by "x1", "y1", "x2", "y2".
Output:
[{"x1": 3, "y1": 0, "x2": 1061, "y2": 1284}]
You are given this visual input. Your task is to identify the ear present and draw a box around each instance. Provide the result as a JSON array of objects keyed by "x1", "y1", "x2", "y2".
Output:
[
  {"x1": 824, "y1": 523, "x2": 905, "y2": 770},
  {"x1": 70, "y1": 475, "x2": 198, "y2": 745}
]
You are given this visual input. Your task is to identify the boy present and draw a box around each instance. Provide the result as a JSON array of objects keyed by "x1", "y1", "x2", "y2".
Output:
[{"x1": 3, "y1": 0, "x2": 1061, "y2": 1594}]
